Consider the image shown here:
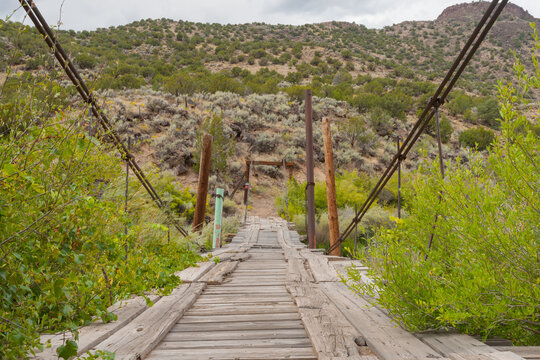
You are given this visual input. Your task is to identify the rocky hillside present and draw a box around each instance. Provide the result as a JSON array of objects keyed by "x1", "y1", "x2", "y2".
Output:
[{"x1": 1, "y1": 1, "x2": 538, "y2": 215}]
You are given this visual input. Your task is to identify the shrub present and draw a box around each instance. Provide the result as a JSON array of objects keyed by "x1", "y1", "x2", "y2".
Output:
[
  {"x1": 369, "y1": 107, "x2": 393, "y2": 136},
  {"x1": 74, "y1": 52, "x2": 97, "y2": 69},
  {"x1": 345, "y1": 30, "x2": 540, "y2": 345},
  {"x1": 476, "y1": 97, "x2": 500, "y2": 128},
  {"x1": 425, "y1": 114, "x2": 453, "y2": 143},
  {"x1": 458, "y1": 127, "x2": 494, "y2": 150},
  {"x1": 194, "y1": 113, "x2": 234, "y2": 174}
]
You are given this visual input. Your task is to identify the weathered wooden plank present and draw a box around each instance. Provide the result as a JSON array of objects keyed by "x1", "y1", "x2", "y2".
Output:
[
  {"x1": 199, "y1": 260, "x2": 238, "y2": 285},
  {"x1": 162, "y1": 329, "x2": 307, "y2": 341},
  {"x1": 175, "y1": 261, "x2": 214, "y2": 283},
  {"x1": 33, "y1": 295, "x2": 160, "y2": 359},
  {"x1": 418, "y1": 332, "x2": 500, "y2": 356},
  {"x1": 171, "y1": 320, "x2": 305, "y2": 332},
  {"x1": 203, "y1": 286, "x2": 288, "y2": 294},
  {"x1": 320, "y1": 282, "x2": 445, "y2": 360},
  {"x1": 187, "y1": 304, "x2": 297, "y2": 316},
  {"x1": 494, "y1": 347, "x2": 540, "y2": 360},
  {"x1": 449, "y1": 352, "x2": 524, "y2": 360},
  {"x1": 92, "y1": 283, "x2": 205, "y2": 360},
  {"x1": 301, "y1": 251, "x2": 340, "y2": 282},
  {"x1": 201, "y1": 290, "x2": 290, "y2": 297},
  {"x1": 287, "y1": 282, "x2": 361, "y2": 358},
  {"x1": 158, "y1": 337, "x2": 313, "y2": 349},
  {"x1": 218, "y1": 282, "x2": 285, "y2": 287},
  {"x1": 146, "y1": 347, "x2": 316, "y2": 360},
  {"x1": 179, "y1": 312, "x2": 300, "y2": 323},
  {"x1": 195, "y1": 296, "x2": 292, "y2": 305}
]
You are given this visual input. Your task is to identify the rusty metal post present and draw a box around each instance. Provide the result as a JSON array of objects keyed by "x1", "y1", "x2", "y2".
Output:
[
  {"x1": 322, "y1": 118, "x2": 340, "y2": 256},
  {"x1": 397, "y1": 137, "x2": 402, "y2": 219},
  {"x1": 305, "y1": 89, "x2": 316, "y2": 249},
  {"x1": 193, "y1": 134, "x2": 213, "y2": 232}
]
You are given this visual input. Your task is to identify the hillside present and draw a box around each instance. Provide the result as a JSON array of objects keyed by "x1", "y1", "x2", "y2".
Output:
[{"x1": 1, "y1": 1, "x2": 538, "y2": 215}]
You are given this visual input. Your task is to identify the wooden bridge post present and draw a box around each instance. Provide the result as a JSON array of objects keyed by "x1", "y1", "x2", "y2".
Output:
[
  {"x1": 322, "y1": 118, "x2": 340, "y2": 256},
  {"x1": 305, "y1": 89, "x2": 316, "y2": 249},
  {"x1": 193, "y1": 133, "x2": 213, "y2": 232}
]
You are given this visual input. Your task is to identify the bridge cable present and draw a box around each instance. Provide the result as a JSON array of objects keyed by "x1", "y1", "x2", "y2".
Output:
[
  {"x1": 326, "y1": 0, "x2": 508, "y2": 255},
  {"x1": 19, "y1": 0, "x2": 189, "y2": 238}
]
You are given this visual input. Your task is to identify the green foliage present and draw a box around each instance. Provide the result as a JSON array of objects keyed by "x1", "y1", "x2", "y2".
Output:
[
  {"x1": 161, "y1": 71, "x2": 194, "y2": 96},
  {"x1": 448, "y1": 91, "x2": 473, "y2": 116},
  {"x1": 74, "y1": 53, "x2": 98, "y2": 70},
  {"x1": 458, "y1": 127, "x2": 495, "y2": 150},
  {"x1": 425, "y1": 114, "x2": 453, "y2": 143},
  {"x1": 194, "y1": 113, "x2": 235, "y2": 174},
  {"x1": 0, "y1": 70, "x2": 201, "y2": 358},
  {"x1": 476, "y1": 97, "x2": 500, "y2": 128},
  {"x1": 345, "y1": 29, "x2": 540, "y2": 345},
  {"x1": 336, "y1": 115, "x2": 367, "y2": 147},
  {"x1": 276, "y1": 171, "x2": 372, "y2": 221},
  {"x1": 369, "y1": 107, "x2": 393, "y2": 136}
]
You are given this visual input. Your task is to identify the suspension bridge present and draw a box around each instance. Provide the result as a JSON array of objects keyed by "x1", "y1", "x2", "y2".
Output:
[
  {"x1": 33, "y1": 217, "x2": 536, "y2": 360},
  {"x1": 17, "y1": 0, "x2": 539, "y2": 359}
]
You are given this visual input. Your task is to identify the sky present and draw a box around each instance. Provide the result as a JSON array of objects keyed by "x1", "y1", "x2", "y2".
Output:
[{"x1": 1, "y1": 0, "x2": 538, "y2": 31}]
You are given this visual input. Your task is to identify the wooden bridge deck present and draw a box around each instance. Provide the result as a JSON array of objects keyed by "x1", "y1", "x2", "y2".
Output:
[{"x1": 34, "y1": 217, "x2": 536, "y2": 360}]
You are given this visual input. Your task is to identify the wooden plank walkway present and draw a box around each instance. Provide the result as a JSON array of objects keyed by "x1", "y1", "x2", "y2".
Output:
[
  {"x1": 147, "y1": 228, "x2": 316, "y2": 359},
  {"x1": 33, "y1": 217, "x2": 534, "y2": 360}
]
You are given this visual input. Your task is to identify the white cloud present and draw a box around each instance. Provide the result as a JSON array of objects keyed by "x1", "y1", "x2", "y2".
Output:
[{"x1": 2, "y1": 0, "x2": 538, "y2": 31}]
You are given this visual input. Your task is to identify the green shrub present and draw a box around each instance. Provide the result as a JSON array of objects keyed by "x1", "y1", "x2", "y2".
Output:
[
  {"x1": 194, "y1": 113, "x2": 234, "y2": 174},
  {"x1": 74, "y1": 53, "x2": 97, "y2": 69},
  {"x1": 345, "y1": 29, "x2": 540, "y2": 345},
  {"x1": 369, "y1": 107, "x2": 393, "y2": 136},
  {"x1": 476, "y1": 97, "x2": 500, "y2": 128},
  {"x1": 0, "y1": 75, "x2": 200, "y2": 358},
  {"x1": 425, "y1": 114, "x2": 453, "y2": 143},
  {"x1": 458, "y1": 127, "x2": 494, "y2": 150}
]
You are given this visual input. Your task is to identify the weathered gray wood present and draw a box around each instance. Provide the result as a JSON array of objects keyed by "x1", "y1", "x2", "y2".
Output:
[
  {"x1": 158, "y1": 337, "x2": 313, "y2": 349},
  {"x1": 171, "y1": 320, "x2": 305, "y2": 332},
  {"x1": 287, "y1": 281, "x2": 361, "y2": 358},
  {"x1": 179, "y1": 312, "x2": 300, "y2": 323},
  {"x1": 93, "y1": 283, "x2": 205, "y2": 360},
  {"x1": 175, "y1": 261, "x2": 214, "y2": 283},
  {"x1": 320, "y1": 282, "x2": 446, "y2": 360},
  {"x1": 449, "y1": 352, "x2": 524, "y2": 360},
  {"x1": 163, "y1": 329, "x2": 308, "y2": 341},
  {"x1": 33, "y1": 295, "x2": 160, "y2": 359},
  {"x1": 187, "y1": 304, "x2": 297, "y2": 316},
  {"x1": 146, "y1": 347, "x2": 316, "y2": 360},
  {"x1": 199, "y1": 260, "x2": 238, "y2": 284},
  {"x1": 202, "y1": 286, "x2": 289, "y2": 294},
  {"x1": 302, "y1": 251, "x2": 340, "y2": 282},
  {"x1": 418, "y1": 332, "x2": 500, "y2": 356},
  {"x1": 494, "y1": 347, "x2": 540, "y2": 359}
]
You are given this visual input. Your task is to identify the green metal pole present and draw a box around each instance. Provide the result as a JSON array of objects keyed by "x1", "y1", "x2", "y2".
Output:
[{"x1": 212, "y1": 188, "x2": 224, "y2": 249}]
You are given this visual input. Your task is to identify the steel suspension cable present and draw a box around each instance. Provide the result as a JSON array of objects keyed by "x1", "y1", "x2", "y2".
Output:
[
  {"x1": 326, "y1": 0, "x2": 508, "y2": 254},
  {"x1": 19, "y1": 0, "x2": 189, "y2": 237}
]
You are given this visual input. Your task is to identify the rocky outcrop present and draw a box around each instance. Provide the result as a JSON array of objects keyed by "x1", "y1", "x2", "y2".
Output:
[{"x1": 436, "y1": 1, "x2": 536, "y2": 23}]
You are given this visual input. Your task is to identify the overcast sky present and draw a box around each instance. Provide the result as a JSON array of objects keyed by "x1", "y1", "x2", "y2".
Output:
[{"x1": 1, "y1": 1, "x2": 538, "y2": 31}]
